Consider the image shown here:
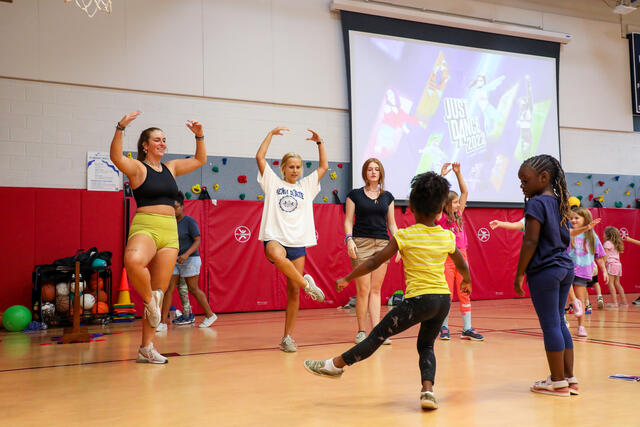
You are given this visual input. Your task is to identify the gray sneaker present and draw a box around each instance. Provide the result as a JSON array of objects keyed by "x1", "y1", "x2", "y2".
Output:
[
  {"x1": 303, "y1": 274, "x2": 325, "y2": 302},
  {"x1": 144, "y1": 289, "x2": 164, "y2": 328},
  {"x1": 304, "y1": 360, "x2": 343, "y2": 379},
  {"x1": 355, "y1": 331, "x2": 366, "y2": 344},
  {"x1": 420, "y1": 391, "x2": 438, "y2": 409},
  {"x1": 136, "y1": 342, "x2": 168, "y2": 364},
  {"x1": 280, "y1": 335, "x2": 297, "y2": 352}
]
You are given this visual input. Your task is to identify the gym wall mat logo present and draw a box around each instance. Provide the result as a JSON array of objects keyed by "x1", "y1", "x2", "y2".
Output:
[
  {"x1": 477, "y1": 227, "x2": 490, "y2": 243},
  {"x1": 234, "y1": 226, "x2": 251, "y2": 243},
  {"x1": 620, "y1": 227, "x2": 629, "y2": 240}
]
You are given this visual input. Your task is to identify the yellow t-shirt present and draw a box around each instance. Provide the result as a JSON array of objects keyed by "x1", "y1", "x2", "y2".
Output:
[{"x1": 394, "y1": 223, "x2": 456, "y2": 298}]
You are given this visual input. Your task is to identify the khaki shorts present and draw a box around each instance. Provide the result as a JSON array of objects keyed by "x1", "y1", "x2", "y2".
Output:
[{"x1": 350, "y1": 237, "x2": 390, "y2": 267}]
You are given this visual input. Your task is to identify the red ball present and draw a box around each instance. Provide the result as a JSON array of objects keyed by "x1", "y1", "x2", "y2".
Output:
[{"x1": 41, "y1": 283, "x2": 56, "y2": 302}]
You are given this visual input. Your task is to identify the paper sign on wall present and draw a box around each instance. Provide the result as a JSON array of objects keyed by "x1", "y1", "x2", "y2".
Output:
[{"x1": 87, "y1": 151, "x2": 122, "y2": 191}]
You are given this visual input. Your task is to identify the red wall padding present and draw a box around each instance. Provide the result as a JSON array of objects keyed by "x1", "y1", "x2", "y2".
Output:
[
  {"x1": 0, "y1": 187, "x2": 124, "y2": 312},
  {"x1": 2, "y1": 187, "x2": 639, "y2": 314}
]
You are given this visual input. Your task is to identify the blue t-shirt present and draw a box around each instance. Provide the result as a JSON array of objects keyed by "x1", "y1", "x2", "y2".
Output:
[
  {"x1": 523, "y1": 195, "x2": 573, "y2": 274},
  {"x1": 177, "y1": 215, "x2": 200, "y2": 257}
]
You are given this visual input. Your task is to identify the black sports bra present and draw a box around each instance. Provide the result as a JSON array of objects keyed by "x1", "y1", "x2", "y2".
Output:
[{"x1": 132, "y1": 162, "x2": 180, "y2": 208}]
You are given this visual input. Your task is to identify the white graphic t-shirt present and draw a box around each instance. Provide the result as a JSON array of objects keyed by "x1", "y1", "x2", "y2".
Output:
[{"x1": 257, "y1": 166, "x2": 321, "y2": 247}]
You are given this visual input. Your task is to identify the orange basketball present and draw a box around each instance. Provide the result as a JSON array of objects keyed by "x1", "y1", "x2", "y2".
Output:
[
  {"x1": 91, "y1": 302, "x2": 109, "y2": 314},
  {"x1": 55, "y1": 295, "x2": 70, "y2": 313},
  {"x1": 41, "y1": 284, "x2": 56, "y2": 302},
  {"x1": 88, "y1": 275, "x2": 98, "y2": 291},
  {"x1": 97, "y1": 290, "x2": 108, "y2": 302},
  {"x1": 97, "y1": 277, "x2": 104, "y2": 290}
]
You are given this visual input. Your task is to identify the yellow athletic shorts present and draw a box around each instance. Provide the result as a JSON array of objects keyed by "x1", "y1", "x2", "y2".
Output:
[{"x1": 128, "y1": 213, "x2": 179, "y2": 250}]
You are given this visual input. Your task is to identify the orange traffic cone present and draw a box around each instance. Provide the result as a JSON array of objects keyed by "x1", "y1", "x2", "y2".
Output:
[{"x1": 116, "y1": 267, "x2": 132, "y2": 306}]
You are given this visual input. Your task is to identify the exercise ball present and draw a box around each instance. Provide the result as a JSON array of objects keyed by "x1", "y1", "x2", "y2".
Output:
[{"x1": 1, "y1": 305, "x2": 32, "y2": 332}]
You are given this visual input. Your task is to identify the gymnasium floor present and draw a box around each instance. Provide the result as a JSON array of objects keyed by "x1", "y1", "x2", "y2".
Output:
[{"x1": 1, "y1": 297, "x2": 638, "y2": 427}]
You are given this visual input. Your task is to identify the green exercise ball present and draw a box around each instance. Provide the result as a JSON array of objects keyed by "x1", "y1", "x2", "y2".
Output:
[{"x1": 2, "y1": 305, "x2": 32, "y2": 332}]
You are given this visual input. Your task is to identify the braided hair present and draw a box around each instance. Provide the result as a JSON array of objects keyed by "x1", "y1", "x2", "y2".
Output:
[
  {"x1": 410, "y1": 172, "x2": 451, "y2": 218},
  {"x1": 521, "y1": 154, "x2": 570, "y2": 226}
]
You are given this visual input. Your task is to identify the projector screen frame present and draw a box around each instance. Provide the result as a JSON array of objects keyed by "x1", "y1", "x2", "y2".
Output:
[{"x1": 341, "y1": 11, "x2": 561, "y2": 208}]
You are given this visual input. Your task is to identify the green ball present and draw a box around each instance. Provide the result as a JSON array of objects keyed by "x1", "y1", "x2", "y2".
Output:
[{"x1": 2, "y1": 305, "x2": 32, "y2": 332}]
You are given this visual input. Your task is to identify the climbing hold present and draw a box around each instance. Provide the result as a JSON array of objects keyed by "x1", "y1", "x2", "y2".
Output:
[
  {"x1": 330, "y1": 171, "x2": 337, "y2": 180},
  {"x1": 577, "y1": 195, "x2": 583, "y2": 201},
  {"x1": 191, "y1": 184, "x2": 202, "y2": 194},
  {"x1": 337, "y1": 163, "x2": 343, "y2": 168},
  {"x1": 615, "y1": 201, "x2": 623, "y2": 208},
  {"x1": 213, "y1": 184, "x2": 219, "y2": 191},
  {"x1": 126, "y1": 152, "x2": 132, "y2": 158},
  {"x1": 587, "y1": 175, "x2": 592, "y2": 179},
  {"x1": 605, "y1": 189, "x2": 610, "y2": 194},
  {"x1": 614, "y1": 176, "x2": 621, "y2": 181},
  {"x1": 239, "y1": 193, "x2": 246, "y2": 200},
  {"x1": 306, "y1": 162, "x2": 312, "y2": 168},
  {"x1": 332, "y1": 189, "x2": 338, "y2": 195},
  {"x1": 597, "y1": 181, "x2": 604, "y2": 186},
  {"x1": 626, "y1": 190, "x2": 632, "y2": 196},
  {"x1": 212, "y1": 166, "x2": 219, "y2": 173},
  {"x1": 237, "y1": 175, "x2": 247, "y2": 184},
  {"x1": 576, "y1": 181, "x2": 582, "y2": 186},
  {"x1": 323, "y1": 196, "x2": 328, "y2": 202},
  {"x1": 598, "y1": 195, "x2": 604, "y2": 202},
  {"x1": 588, "y1": 194, "x2": 594, "y2": 201},
  {"x1": 222, "y1": 158, "x2": 228, "y2": 165},
  {"x1": 185, "y1": 192, "x2": 192, "y2": 199},
  {"x1": 630, "y1": 183, "x2": 636, "y2": 188},
  {"x1": 273, "y1": 160, "x2": 279, "y2": 166},
  {"x1": 257, "y1": 195, "x2": 264, "y2": 201}
]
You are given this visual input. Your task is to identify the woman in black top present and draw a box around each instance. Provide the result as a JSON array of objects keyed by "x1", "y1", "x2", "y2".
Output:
[
  {"x1": 110, "y1": 111, "x2": 206, "y2": 364},
  {"x1": 343, "y1": 158, "x2": 398, "y2": 345}
]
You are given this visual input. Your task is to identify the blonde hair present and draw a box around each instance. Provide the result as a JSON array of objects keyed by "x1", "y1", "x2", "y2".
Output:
[
  {"x1": 604, "y1": 226, "x2": 624, "y2": 253},
  {"x1": 444, "y1": 191, "x2": 463, "y2": 230},
  {"x1": 570, "y1": 207, "x2": 596, "y2": 254},
  {"x1": 279, "y1": 152, "x2": 303, "y2": 178},
  {"x1": 361, "y1": 158, "x2": 385, "y2": 190}
]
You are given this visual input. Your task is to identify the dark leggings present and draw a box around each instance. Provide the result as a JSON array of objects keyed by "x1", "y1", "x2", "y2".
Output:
[
  {"x1": 341, "y1": 294, "x2": 451, "y2": 384},
  {"x1": 527, "y1": 267, "x2": 574, "y2": 352}
]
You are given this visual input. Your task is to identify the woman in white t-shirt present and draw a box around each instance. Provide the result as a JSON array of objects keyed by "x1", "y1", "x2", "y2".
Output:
[{"x1": 256, "y1": 126, "x2": 328, "y2": 352}]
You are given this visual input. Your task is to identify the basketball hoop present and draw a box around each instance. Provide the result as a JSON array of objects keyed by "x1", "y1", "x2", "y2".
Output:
[{"x1": 65, "y1": 0, "x2": 112, "y2": 18}]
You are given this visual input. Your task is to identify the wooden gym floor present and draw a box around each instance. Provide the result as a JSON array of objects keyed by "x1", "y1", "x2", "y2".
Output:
[{"x1": 0, "y1": 296, "x2": 638, "y2": 427}]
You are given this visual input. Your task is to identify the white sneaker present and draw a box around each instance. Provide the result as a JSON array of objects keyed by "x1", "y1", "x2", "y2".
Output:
[
  {"x1": 144, "y1": 289, "x2": 164, "y2": 328},
  {"x1": 156, "y1": 323, "x2": 167, "y2": 332},
  {"x1": 136, "y1": 342, "x2": 168, "y2": 364},
  {"x1": 383, "y1": 338, "x2": 392, "y2": 345},
  {"x1": 303, "y1": 274, "x2": 325, "y2": 302},
  {"x1": 280, "y1": 335, "x2": 297, "y2": 352},
  {"x1": 355, "y1": 331, "x2": 366, "y2": 344},
  {"x1": 199, "y1": 313, "x2": 218, "y2": 328}
]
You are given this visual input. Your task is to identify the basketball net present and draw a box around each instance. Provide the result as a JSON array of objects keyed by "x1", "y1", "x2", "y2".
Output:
[{"x1": 65, "y1": 0, "x2": 112, "y2": 18}]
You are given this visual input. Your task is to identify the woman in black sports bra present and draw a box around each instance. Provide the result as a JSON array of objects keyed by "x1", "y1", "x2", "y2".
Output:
[{"x1": 110, "y1": 111, "x2": 206, "y2": 364}]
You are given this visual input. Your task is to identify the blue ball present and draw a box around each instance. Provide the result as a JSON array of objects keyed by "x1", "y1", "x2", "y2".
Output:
[{"x1": 91, "y1": 258, "x2": 107, "y2": 269}]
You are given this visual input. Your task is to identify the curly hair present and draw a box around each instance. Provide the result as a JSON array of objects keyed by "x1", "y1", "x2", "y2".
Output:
[
  {"x1": 604, "y1": 226, "x2": 624, "y2": 253},
  {"x1": 410, "y1": 172, "x2": 451, "y2": 218},
  {"x1": 521, "y1": 154, "x2": 570, "y2": 226}
]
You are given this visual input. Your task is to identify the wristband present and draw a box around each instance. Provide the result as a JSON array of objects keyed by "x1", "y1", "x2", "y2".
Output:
[
  {"x1": 116, "y1": 122, "x2": 126, "y2": 131},
  {"x1": 195, "y1": 135, "x2": 204, "y2": 141},
  {"x1": 344, "y1": 234, "x2": 353, "y2": 244},
  {"x1": 316, "y1": 141, "x2": 322, "y2": 145}
]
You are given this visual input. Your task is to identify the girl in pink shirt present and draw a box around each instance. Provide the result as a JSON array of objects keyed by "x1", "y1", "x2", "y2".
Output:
[
  {"x1": 603, "y1": 226, "x2": 628, "y2": 307},
  {"x1": 437, "y1": 162, "x2": 483, "y2": 341}
]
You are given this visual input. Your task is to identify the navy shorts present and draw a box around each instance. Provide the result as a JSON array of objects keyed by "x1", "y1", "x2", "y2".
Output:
[{"x1": 263, "y1": 241, "x2": 306, "y2": 263}]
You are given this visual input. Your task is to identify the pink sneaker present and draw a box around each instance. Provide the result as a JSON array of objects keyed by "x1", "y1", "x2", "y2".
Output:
[
  {"x1": 572, "y1": 299, "x2": 583, "y2": 318},
  {"x1": 566, "y1": 376, "x2": 579, "y2": 395},
  {"x1": 530, "y1": 376, "x2": 570, "y2": 397},
  {"x1": 577, "y1": 326, "x2": 587, "y2": 337}
]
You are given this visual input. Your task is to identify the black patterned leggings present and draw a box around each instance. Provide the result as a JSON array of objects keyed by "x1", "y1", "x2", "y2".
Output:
[{"x1": 341, "y1": 294, "x2": 451, "y2": 384}]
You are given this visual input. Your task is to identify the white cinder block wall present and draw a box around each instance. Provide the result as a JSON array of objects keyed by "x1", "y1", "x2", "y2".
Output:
[{"x1": 0, "y1": 0, "x2": 639, "y2": 189}]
